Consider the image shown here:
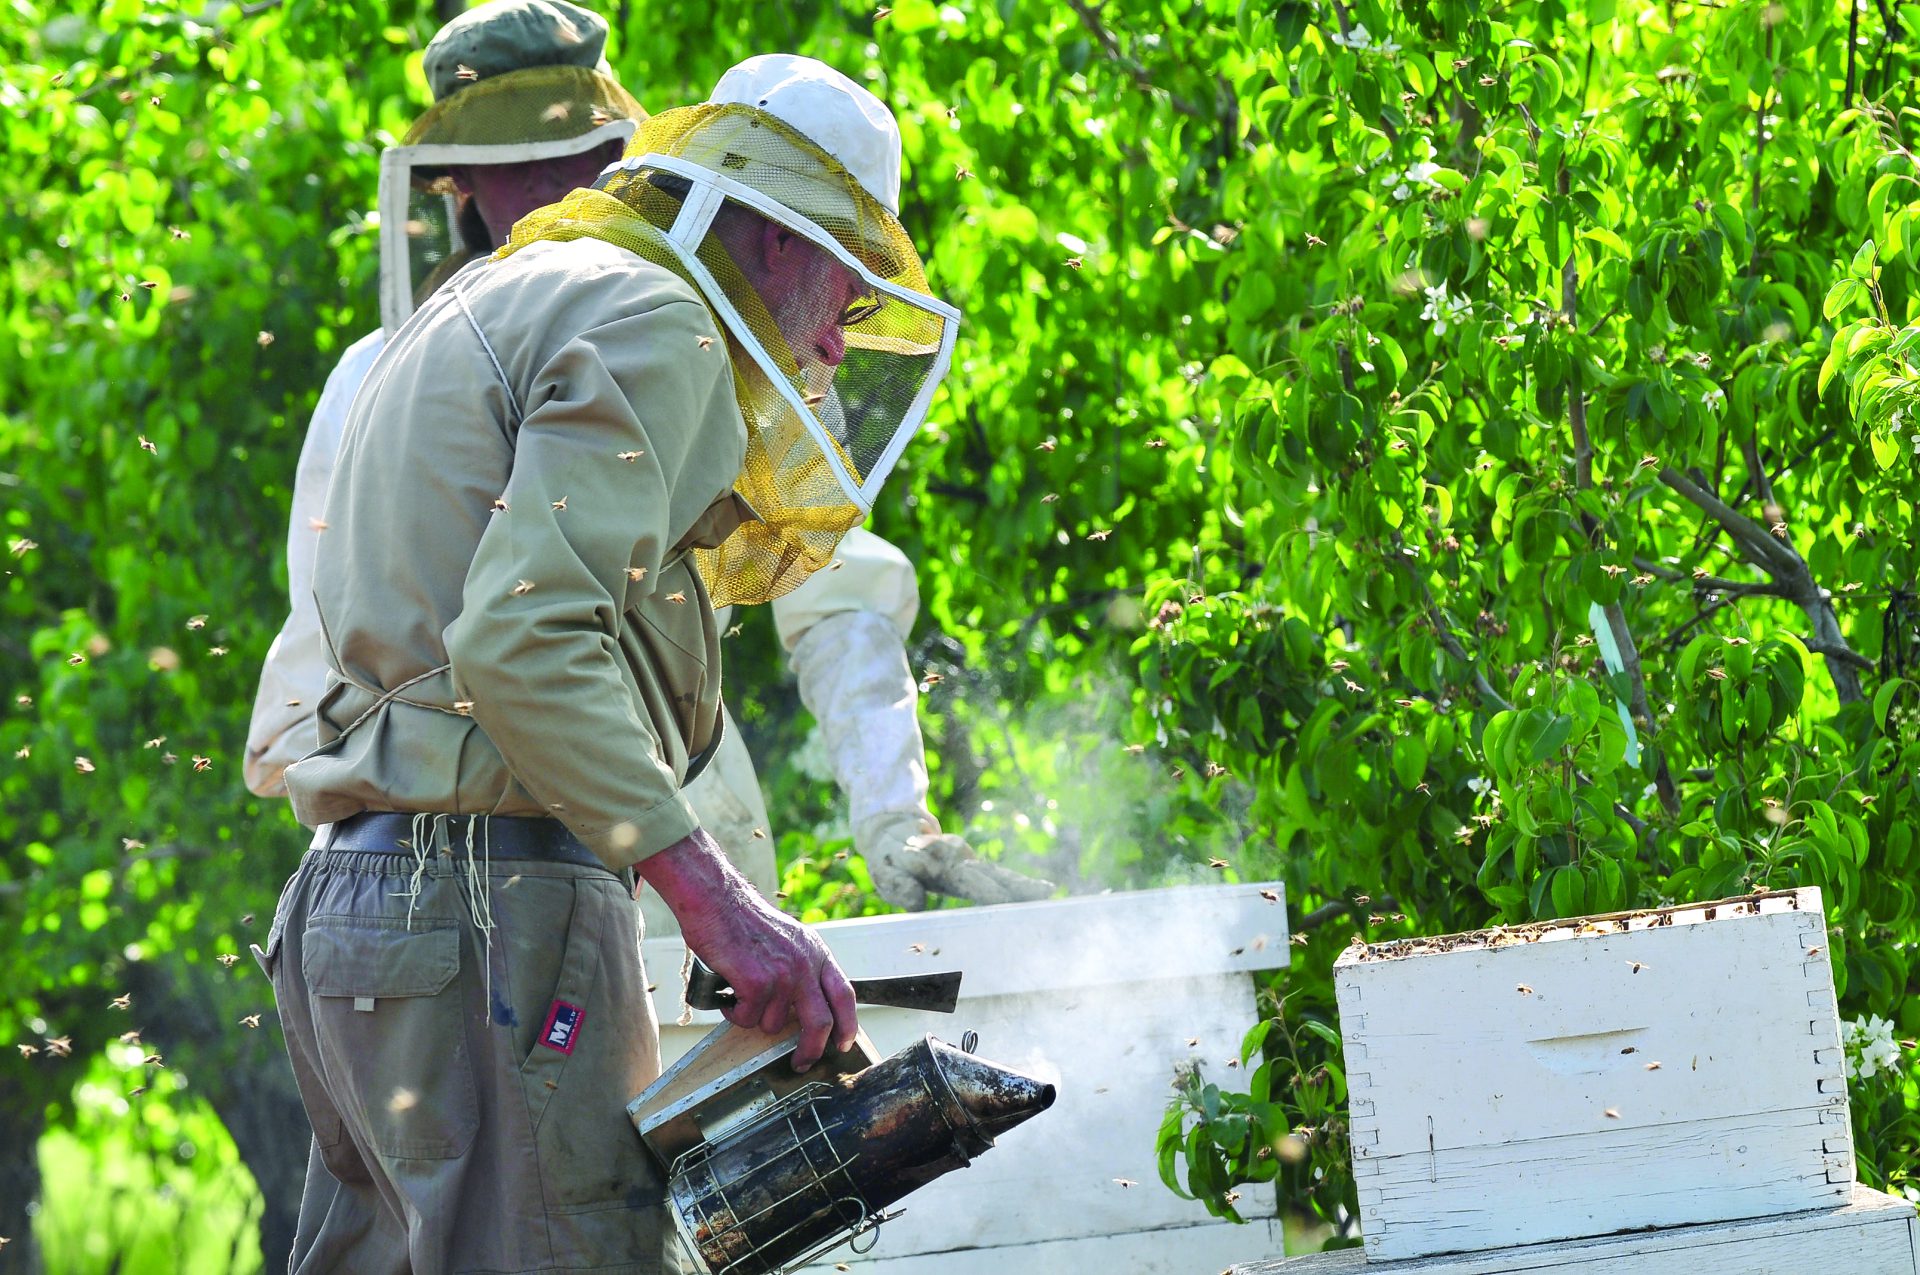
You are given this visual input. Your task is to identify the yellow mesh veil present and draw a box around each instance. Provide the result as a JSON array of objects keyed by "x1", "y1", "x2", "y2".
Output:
[
  {"x1": 378, "y1": 63, "x2": 643, "y2": 334},
  {"x1": 494, "y1": 103, "x2": 958, "y2": 607}
]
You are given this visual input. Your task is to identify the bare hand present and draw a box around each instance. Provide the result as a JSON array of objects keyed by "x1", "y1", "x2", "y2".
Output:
[{"x1": 636, "y1": 827, "x2": 857, "y2": 1070}]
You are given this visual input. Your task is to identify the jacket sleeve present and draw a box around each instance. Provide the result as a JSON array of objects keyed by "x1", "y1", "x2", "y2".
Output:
[
  {"x1": 443, "y1": 296, "x2": 743, "y2": 868},
  {"x1": 770, "y1": 526, "x2": 920, "y2": 649},
  {"x1": 244, "y1": 331, "x2": 386, "y2": 797}
]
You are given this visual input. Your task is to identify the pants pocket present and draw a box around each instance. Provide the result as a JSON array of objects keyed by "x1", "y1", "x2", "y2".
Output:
[
  {"x1": 515, "y1": 877, "x2": 663, "y2": 1210},
  {"x1": 303, "y1": 915, "x2": 479, "y2": 1160}
]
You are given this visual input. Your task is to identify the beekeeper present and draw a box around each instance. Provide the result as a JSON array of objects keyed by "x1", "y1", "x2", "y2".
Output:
[
  {"x1": 256, "y1": 47, "x2": 965, "y2": 1273},
  {"x1": 246, "y1": 0, "x2": 1042, "y2": 925}
]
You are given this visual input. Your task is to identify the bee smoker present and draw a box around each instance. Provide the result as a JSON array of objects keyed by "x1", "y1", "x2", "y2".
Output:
[{"x1": 629, "y1": 966, "x2": 1055, "y2": 1275}]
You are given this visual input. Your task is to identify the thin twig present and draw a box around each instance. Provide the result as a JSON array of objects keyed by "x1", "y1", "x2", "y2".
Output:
[{"x1": 1063, "y1": 0, "x2": 1206, "y2": 120}]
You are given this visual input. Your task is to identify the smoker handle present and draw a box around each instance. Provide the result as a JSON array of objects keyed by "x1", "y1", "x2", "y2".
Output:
[{"x1": 684, "y1": 957, "x2": 962, "y2": 1014}]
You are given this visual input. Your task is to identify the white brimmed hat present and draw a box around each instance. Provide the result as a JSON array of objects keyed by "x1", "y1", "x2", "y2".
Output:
[{"x1": 707, "y1": 54, "x2": 902, "y2": 215}]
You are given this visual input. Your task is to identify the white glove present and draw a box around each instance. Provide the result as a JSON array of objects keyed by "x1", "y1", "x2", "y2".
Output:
[
  {"x1": 790, "y1": 607, "x2": 1050, "y2": 910},
  {"x1": 855, "y1": 810, "x2": 1054, "y2": 911}
]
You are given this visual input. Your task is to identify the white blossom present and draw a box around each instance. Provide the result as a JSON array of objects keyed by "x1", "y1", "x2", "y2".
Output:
[
  {"x1": 1419, "y1": 279, "x2": 1473, "y2": 335},
  {"x1": 1330, "y1": 23, "x2": 1372, "y2": 49},
  {"x1": 1382, "y1": 139, "x2": 1443, "y2": 201},
  {"x1": 1467, "y1": 775, "x2": 1494, "y2": 796},
  {"x1": 1842, "y1": 1014, "x2": 1903, "y2": 1081},
  {"x1": 1702, "y1": 387, "x2": 1726, "y2": 413}
]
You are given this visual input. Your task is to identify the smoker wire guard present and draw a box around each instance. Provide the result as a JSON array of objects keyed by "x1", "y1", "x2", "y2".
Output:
[{"x1": 665, "y1": 1031, "x2": 999, "y2": 1275}]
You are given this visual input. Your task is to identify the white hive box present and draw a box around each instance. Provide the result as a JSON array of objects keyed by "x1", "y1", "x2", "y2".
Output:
[
  {"x1": 1333, "y1": 887, "x2": 1850, "y2": 1262},
  {"x1": 1228, "y1": 1183, "x2": 1920, "y2": 1274},
  {"x1": 643, "y1": 883, "x2": 1290, "y2": 1273}
]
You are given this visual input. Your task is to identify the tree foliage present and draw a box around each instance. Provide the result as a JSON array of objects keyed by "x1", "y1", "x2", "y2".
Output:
[
  {"x1": 1, "y1": 0, "x2": 1916, "y2": 1265},
  {"x1": 1138, "y1": 0, "x2": 1920, "y2": 1241}
]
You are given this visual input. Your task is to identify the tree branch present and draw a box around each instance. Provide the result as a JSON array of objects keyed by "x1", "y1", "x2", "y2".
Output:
[
  {"x1": 1560, "y1": 161, "x2": 1676, "y2": 814},
  {"x1": 1657, "y1": 468, "x2": 1867, "y2": 701},
  {"x1": 1801, "y1": 637, "x2": 1876, "y2": 671},
  {"x1": 1063, "y1": 0, "x2": 1206, "y2": 120}
]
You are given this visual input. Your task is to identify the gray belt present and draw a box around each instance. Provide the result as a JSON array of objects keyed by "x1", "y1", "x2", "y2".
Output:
[{"x1": 322, "y1": 811, "x2": 609, "y2": 872}]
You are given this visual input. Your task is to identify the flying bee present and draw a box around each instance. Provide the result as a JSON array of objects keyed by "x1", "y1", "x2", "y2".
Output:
[
  {"x1": 1087, "y1": 529, "x2": 1111, "y2": 540},
  {"x1": 455, "y1": 63, "x2": 480, "y2": 80},
  {"x1": 110, "y1": 995, "x2": 131, "y2": 1010},
  {"x1": 217, "y1": 954, "x2": 240, "y2": 967},
  {"x1": 511, "y1": 580, "x2": 536, "y2": 596},
  {"x1": 617, "y1": 450, "x2": 643, "y2": 461},
  {"x1": 665, "y1": 591, "x2": 687, "y2": 603},
  {"x1": 550, "y1": 496, "x2": 568, "y2": 511},
  {"x1": 239, "y1": 1014, "x2": 262, "y2": 1029}
]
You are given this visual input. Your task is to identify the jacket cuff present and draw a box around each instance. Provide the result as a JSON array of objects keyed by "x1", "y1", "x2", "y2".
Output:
[{"x1": 581, "y1": 794, "x2": 703, "y2": 872}]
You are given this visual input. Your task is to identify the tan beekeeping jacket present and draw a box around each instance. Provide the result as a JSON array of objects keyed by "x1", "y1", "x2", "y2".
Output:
[{"x1": 283, "y1": 237, "x2": 752, "y2": 872}]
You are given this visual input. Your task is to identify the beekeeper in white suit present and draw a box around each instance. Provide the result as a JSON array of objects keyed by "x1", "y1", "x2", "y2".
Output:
[{"x1": 246, "y1": 2, "x2": 1047, "y2": 918}]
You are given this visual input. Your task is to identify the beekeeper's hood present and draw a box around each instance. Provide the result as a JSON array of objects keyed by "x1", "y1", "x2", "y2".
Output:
[
  {"x1": 377, "y1": 0, "x2": 645, "y2": 334},
  {"x1": 497, "y1": 53, "x2": 960, "y2": 607}
]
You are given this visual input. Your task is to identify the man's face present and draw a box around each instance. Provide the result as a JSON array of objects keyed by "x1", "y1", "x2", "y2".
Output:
[
  {"x1": 450, "y1": 138, "x2": 627, "y2": 247},
  {"x1": 748, "y1": 222, "x2": 871, "y2": 373}
]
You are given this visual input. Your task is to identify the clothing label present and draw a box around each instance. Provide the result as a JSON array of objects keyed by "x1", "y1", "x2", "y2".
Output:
[{"x1": 540, "y1": 1000, "x2": 584, "y2": 1055}]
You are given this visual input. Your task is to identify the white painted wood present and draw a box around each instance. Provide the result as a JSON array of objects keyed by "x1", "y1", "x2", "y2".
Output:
[
  {"x1": 638, "y1": 884, "x2": 1289, "y2": 1269},
  {"x1": 1230, "y1": 1184, "x2": 1920, "y2": 1274},
  {"x1": 795, "y1": 1217, "x2": 1285, "y2": 1274},
  {"x1": 1334, "y1": 888, "x2": 1849, "y2": 1260},
  {"x1": 643, "y1": 882, "x2": 1293, "y2": 1026}
]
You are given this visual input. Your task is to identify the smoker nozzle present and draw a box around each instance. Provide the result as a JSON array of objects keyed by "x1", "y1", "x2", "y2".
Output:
[{"x1": 926, "y1": 1036, "x2": 1056, "y2": 1143}]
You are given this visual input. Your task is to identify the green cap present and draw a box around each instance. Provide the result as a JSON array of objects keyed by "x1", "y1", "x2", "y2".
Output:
[{"x1": 422, "y1": 0, "x2": 615, "y2": 104}]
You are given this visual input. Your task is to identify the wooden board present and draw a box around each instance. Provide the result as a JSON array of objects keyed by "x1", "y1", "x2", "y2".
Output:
[
  {"x1": 793, "y1": 1217, "x2": 1286, "y2": 1274},
  {"x1": 1334, "y1": 888, "x2": 1848, "y2": 1260},
  {"x1": 643, "y1": 881, "x2": 1293, "y2": 1026},
  {"x1": 643, "y1": 884, "x2": 1291, "y2": 1268},
  {"x1": 1230, "y1": 1184, "x2": 1919, "y2": 1274}
]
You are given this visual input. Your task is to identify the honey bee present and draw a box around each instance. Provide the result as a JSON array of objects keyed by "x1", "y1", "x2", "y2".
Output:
[
  {"x1": 511, "y1": 580, "x2": 536, "y2": 596},
  {"x1": 550, "y1": 496, "x2": 568, "y2": 511},
  {"x1": 239, "y1": 1014, "x2": 262, "y2": 1029}
]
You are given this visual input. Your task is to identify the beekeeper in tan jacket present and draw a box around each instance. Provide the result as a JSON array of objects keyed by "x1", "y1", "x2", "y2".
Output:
[
  {"x1": 258, "y1": 47, "x2": 964, "y2": 1272},
  {"x1": 246, "y1": 0, "x2": 1046, "y2": 932}
]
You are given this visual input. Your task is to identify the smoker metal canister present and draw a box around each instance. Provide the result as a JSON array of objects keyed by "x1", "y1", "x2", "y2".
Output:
[{"x1": 669, "y1": 1034, "x2": 1055, "y2": 1274}]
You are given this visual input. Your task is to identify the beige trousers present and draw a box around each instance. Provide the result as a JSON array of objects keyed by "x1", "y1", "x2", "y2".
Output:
[{"x1": 262, "y1": 827, "x2": 695, "y2": 1273}]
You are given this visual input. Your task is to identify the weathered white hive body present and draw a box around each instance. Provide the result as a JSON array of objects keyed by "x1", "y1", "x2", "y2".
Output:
[
  {"x1": 643, "y1": 882, "x2": 1290, "y2": 1273},
  {"x1": 1227, "y1": 886, "x2": 1919, "y2": 1275},
  {"x1": 1334, "y1": 887, "x2": 1850, "y2": 1261},
  {"x1": 1230, "y1": 1183, "x2": 1919, "y2": 1274}
]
